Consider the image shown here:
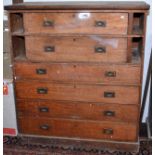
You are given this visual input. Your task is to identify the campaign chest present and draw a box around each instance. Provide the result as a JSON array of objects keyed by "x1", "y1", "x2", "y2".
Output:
[{"x1": 5, "y1": 1, "x2": 149, "y2": 151}]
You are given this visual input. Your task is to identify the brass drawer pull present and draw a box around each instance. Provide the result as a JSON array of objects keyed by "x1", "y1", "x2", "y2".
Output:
[
  {"x1": 43, "y1": 20, "x2": 54, "y2": 27},
  {"x1": 105, "y1": 71, "x2": 116, "y2": 77},
  {"x1": 37, "y1": 88, "x2": 48, "y2": 94},
  {"x1": 39, "y1": 107, "x2": 49, "y2": 112},
  {"x1": 103, "y1": 128, "x2": 113, "y2": 135},
  {"x1": 104, "y1": 92, "x2": 115, "y2": 98},
  {"x1": 40, "y1": 124, "x2": 49, "y2": 130},
  {"x1": 44, "y1": 46, "x2": 55, "y2": 52},
  {"x1": 104, "y1": 111, "x2": 115, "y2": 117},
  {"x1": 36, "y1": 69, "x2": 47, "y2": 75},
  {"x1": 95, "y1": 47, "x2": 106, "y2": 53},
  {"x1": 95, "y1": 21, "x2": 106, "y2": 27}
]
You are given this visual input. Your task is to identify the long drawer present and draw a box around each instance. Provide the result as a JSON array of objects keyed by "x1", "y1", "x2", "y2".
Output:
[
  {"x1": 25, "y1": 36, "x2": 127, "y2": 63},
  {"x1": 18, "y1": 117, "x2": 137, "y2": 141},
  {"x1": 14, "y1": 62, "x2": 141, "y2": 85},
  {"x1": 15, "y1": 81, "x2": 140, "y2": 104},
  {"x1": 24, "y1": 13, "x2": 128, "y2": 34},
  {"x1": 17, "y1": 99, "x2": 139, "y2": 123}
]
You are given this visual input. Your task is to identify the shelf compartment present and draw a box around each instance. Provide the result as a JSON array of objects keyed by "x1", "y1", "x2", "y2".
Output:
[
  {"x1": 10, "y1": 13, "x2": 24, "y2": 34},
  {"x1": 132, "y1": 13, "x2": 145, "y2": 35},
  {"x1": 131, "y1": 37, "x2": 143, "y2": 63},
  {"x1": 12, "y1": 36, "x2": 26, "y2": 59}
]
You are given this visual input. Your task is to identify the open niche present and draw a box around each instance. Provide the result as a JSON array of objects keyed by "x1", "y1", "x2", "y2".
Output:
[
  {"x1": 10, "y1": 13, "x2": 24, "y2": 34},
  {"x1": 131, "y1": 37, "x2": 143, "y2": 62},
  {"x1": 12, "y1": 36, "x2": 26, "y2": 60},
  {"x1": 132, "y1": 13, "x2": 145, "y2": 35}
]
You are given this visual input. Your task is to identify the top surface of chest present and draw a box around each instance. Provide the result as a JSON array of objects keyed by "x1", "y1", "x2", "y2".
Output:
[{"x1": 4, "y1": 1, "x2": 150, "y2": 10}]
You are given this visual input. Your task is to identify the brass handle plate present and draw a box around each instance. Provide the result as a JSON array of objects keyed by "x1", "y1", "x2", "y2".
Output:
[
  {"x1": 104, "y1": 92, "x2": 115, "y2": 98},
  {"x1": 40, "y1": 124, "x2": 49, "y2": 130},
  {"x1": 105, "y1": 71, "x2": 116, "y2": 77},
  {"x1": 39, "y1": 107, "x2": 49, "y2": 112},
  {"x1": 36, "y1": 69, "x2": 47, "y2": 75},
  {"x1": 95, "y1": 47, "x2": 106, "y2": 53},
  {"x1": 103, "y1": 128, "x2": 113, "y2": 134},
  {"x1": 104, "y1": 111, "x2": 115, "y2": 117},
  {"x1": 43, "y1": 20, "x2": 54, "y2": 27},
  {"x1": 44, "y1": 46, "x2": 55, "y2": 52},
  {"x1": 37, "y1": 88, "x2": 48, "y2": 94},
  {"x1": 95, "y1": 21, "x2": 106, "y2": 27}
]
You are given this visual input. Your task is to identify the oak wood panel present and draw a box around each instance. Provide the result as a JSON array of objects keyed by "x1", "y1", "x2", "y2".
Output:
[
  {"x1": 4, "y1": 1, "x2": 150, "y2": 10},
  {"x1": 14, "y1": 62, "x2": 141, "y2": 85},
  {"x1": 15, "y1": 81, "x2": 140, "y2": 104},
  {"x1": 16, "y1": 99, "x2": 139, "y2": 123},
  {"x1": 18, "y1": 117, "x2": 138, "y2": 141},
  {"x1": 23, "y1": 13, "x2": 128, "y2": 35},
  {"x1": 25, "y1": 36, "x2": 127, "y2": 62}
]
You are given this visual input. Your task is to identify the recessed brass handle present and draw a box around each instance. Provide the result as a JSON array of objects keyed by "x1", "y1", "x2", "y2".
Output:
[
  {"x1": 104, "y1": 92, "x2": 115, "y2": 98},
  {"x1": 105, "y1": 71, "x2": 116, "y2": 77},
  {"x1": 95, "y1": 47, "x2": 106, "y2": 53},
  {"x1": 40, "y1": 124, "x2": 49, "y2": 130},
  {"x1": 95, "y1": 21, "x2": 106, "y2": 27},
  {"x1": 43, "y1": 20, "x2": 54, "y2": 27},
  {"x1": 44, "y1": 46, "x2": 55, "y2": 52},
  {"x1": 104, "y1": 111, "x2": 115, "y2": 117},
  {"x1": 36, "y1": 69, "x2": 47, "y2": 75},
  {"x1": 103, "y1": 128, "x2": 113, "y2": 135},
  {"x1": 37, "y1": 88, "x2": 48, "y2": 94},
  {"x1": 39, "y1": 107, "x2": 49, "y2": 112}
]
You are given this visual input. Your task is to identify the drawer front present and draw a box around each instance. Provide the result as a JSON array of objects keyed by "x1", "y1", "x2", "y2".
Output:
[
  {"x1": 14, "y1": 62, "x2": 141, "y2": 85},
  {"x1": 24, "y1": 13, "x2": 128, "y2": 34},
  {"x1": 15, "y1": 81, "x2": 140, "y2": 104},
  {"x1": 25, "y1": 36, "x2": 127, "y2": 63},
  {"x1": 18, "y1": 117, "x2": 137, "y2": 141},
  {"x1": 17, "y1": 100, "x2": 139, "y2": 123}
]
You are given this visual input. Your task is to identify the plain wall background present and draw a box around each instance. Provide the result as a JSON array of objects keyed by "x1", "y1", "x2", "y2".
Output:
[{"x1": 3, "y1": 0, "x2": 152, "y2": 122}]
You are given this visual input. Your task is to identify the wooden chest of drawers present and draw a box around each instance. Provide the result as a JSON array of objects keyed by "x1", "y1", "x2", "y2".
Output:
[{"x1": 5, "y1": 1, "x2": 149, "y2": 151}]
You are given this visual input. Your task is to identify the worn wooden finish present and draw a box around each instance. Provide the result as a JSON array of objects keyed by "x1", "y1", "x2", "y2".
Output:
[
  {"x1": 25, "y1": 36, "x2": 127, "y2": 63},
  {"x1": 10, "y1": 13, "x2": 24, "y2": 33},
  {"x1": 4, "y1": 1, "x2": 150, "y2": 10},
  {"x1": 127, "y1": 13, "x2": 134, "y2": 35},
  {"x1": 6, "y1": 10, "x2": 149, "y2": 14},
  {"x1": 18, "y1": 117, "x2": 137, "y2": 141},
  {"x1": 26, "y1": 36, "x2": 127, "y2": 62},
  {"x1": 17, "y1": 99, "x2": 139, "y2": 123},
  {"x1": 127, "y1": 38, "x2": 133, "y2": 62},
  {"x1": 15, "y1": 81, "x2": 140, "y2": 104},
  {"x1": 14, "y1": 62, "x2": 141, "y2": 85},
  {"x1": 5, "y1": 1, "x2": 149, "y2": 150},
  {"x1": 24, "y1": 13, "x2": 128, "y2": 35}
]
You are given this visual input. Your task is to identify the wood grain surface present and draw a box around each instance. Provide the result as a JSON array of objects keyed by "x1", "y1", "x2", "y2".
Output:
[
  {"x1": 24, "y1": 13, "x2": 128, "y2": 35},
  {"x1": 16, "y1": 99, "x2": 139, "y2": 123},
  {"x1": 14, "y1": 62, "x2": 141, "y2": 85},
  {"x1": 4, "y1": 1, "x2": 150, "y2": 10},
  {"x1": 15, "y1": 81, "x2": 140, "y2": 104},
  {"x1": 18, "y1": 117, "x2": 138, "y2": 141},
  {"x1": 25, "y1": 36, "x2": 127, "y2": 62}
]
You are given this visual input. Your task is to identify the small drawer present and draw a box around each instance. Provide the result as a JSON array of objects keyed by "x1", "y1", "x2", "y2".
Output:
[
  {"x1": 23, "y1": 13, "x2": 128, "y2": 34},
  {"x1": 18, "y1": 117, "x2": 137, "y2": 141},
  {"x1": 14, "y1": 62, "x2": 141, "y2": 85},
  {"x1": 17, "y1": 99, "x2": 139, "y2": 123},
  {"x1": 15, "y1": 81, "x2": 140, "y2": 104},
  {"x1": 25, "y1": 36, "x2": 127, "y2": 63}
]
